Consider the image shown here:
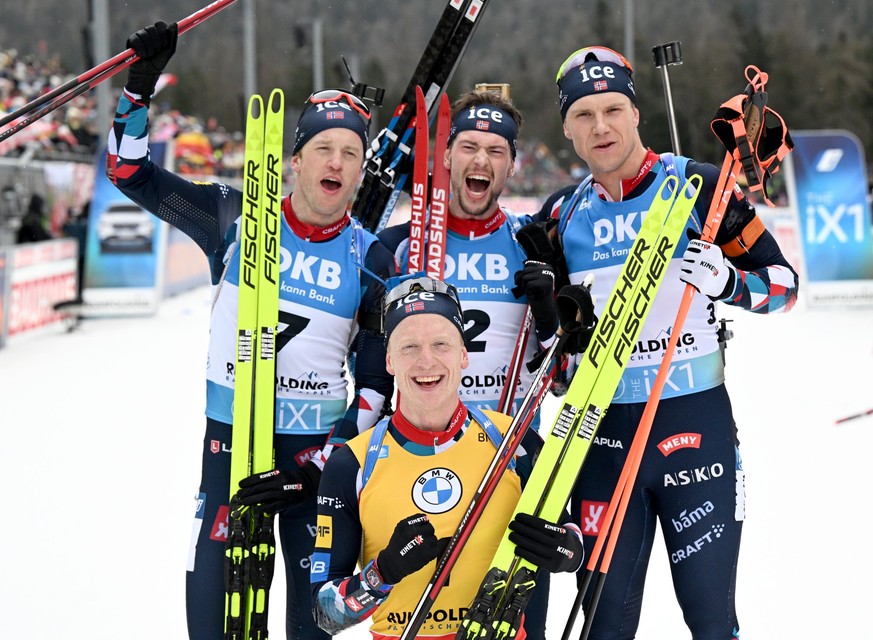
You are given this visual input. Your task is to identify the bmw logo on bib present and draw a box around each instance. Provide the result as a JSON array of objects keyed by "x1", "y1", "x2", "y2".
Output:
[{"x1": 412, "y1": 467, "x2": 463, "y2": 514}]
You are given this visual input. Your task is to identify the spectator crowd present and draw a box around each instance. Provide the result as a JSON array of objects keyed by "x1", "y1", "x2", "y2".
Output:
[{"x1": 1, "y1": 45, "x2": 576, "y2": 211}]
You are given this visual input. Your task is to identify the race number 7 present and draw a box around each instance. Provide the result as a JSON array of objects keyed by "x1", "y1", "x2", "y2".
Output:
[{"x1": 277, "y1": 310, "x2": 311, "y2": 353}]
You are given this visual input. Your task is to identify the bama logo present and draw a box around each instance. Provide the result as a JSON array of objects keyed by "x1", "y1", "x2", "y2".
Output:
[
  {"x1": 412, "y1": 468, "x2": 463, "y2": 514},
  {"x1": 658, "y1": 432, "x2": 702, "y2": 457},
  {"x1": 279, "y1": 249, "x2": 342, "y2": 289},
  {"x1": 671, "y1": 500, "x2": 715, "y2": 533},
  {"x1": 443, "y1": 253, "x2": 509, "y2": 280}
]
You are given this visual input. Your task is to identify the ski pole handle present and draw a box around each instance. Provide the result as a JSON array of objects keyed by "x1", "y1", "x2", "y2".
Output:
[
  {"x1": 652, "y1": 41, "x2": 683, "y2": 68},
  {"x1": 0, "y1": 0, "x2": 239, "y2": 140},
  {"x1": 651, "y1": 41, "x2": 683, "y2": 155},
  {"x1": 497, "y1": 307, "x2": 533, "y2": 414}
]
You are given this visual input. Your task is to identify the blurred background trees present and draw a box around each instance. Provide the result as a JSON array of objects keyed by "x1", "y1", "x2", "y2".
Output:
[{"x1": 2, "y1": 0, "x2": 872, "y2": 178}]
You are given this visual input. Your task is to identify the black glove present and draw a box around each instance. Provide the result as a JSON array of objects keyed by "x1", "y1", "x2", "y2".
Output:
[
  {"x1": 234, "y1": 461, "x2": 321, "y2": 515},
  {"x1": 514, "y1": 260, "x2": 558, "y2": 339},
  {"x1": 375, "y1": 514, "x2": 449, "y2": 585},
  {"x1": 556, "y1": 283, "x2": 597, "y2": 355},
  {"x1": 125, "y1": 20, "x2": 178, "y2": 102},
  {"x1": 508, "y1": 512, "x2": 584, "y2": 573}
]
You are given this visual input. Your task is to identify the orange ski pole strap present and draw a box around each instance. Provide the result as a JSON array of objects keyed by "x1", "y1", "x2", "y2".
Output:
[{"x1": 709, "y1": 64, "x2": 793, "y2": 206}]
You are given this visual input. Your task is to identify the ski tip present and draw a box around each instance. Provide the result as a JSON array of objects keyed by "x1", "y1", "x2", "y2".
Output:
[
  {"x1": 267, "y1": 88, "x2": 284, "y2": 114},
  {"x1": 655, "y1": 173, "x2": 681, "y2": 201},
  {"x1": 248, "y1": 94, "x2": 264, "y2": 119},
  {"x1": 679, "y1": 173, "x2": 703, "y2": 202}
]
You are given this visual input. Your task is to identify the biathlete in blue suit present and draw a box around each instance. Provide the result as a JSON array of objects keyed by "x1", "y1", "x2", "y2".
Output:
[
  {"x1": 110, "y1": 21, "x2": 398, "y2": 640},
  {"x1": 534, "y1": 45, "x2": 798, "y2": 640}
]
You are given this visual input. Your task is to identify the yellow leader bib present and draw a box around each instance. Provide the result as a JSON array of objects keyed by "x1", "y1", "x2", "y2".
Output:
[{"x1": 347, "y1": 409, "x2": 522, "y2": 639}]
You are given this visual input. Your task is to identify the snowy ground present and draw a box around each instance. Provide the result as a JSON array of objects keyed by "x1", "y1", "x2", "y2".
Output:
[{"x1": 1, "y1": 284, "x2": 870, "y2": 639}]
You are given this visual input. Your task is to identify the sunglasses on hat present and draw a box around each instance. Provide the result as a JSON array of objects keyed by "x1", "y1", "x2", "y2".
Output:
[
  {"x1": 307, "y1": 90, "x2": 371, "y2": 120},
  {"x1": 556, "y1": 46, "x2": 634, "y2": 83},
  {"x1": 381, "y1": 274, "x2": 463, "y2": 322}
]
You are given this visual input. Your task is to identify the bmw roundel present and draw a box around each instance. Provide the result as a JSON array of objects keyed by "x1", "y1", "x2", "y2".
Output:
[{"x1": 411, "y1": 467, "x2": 463, "y2": 514}]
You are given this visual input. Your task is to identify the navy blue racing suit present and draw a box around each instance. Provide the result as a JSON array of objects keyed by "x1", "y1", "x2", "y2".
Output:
[{"x1": 537, "y1": 153, "x2": 798, "y2": 639}]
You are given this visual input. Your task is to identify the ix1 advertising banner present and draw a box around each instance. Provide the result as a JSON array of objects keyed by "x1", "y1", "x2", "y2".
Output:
[{"x1": 789, "y1": 130, "x2": 873, "y2": 307}]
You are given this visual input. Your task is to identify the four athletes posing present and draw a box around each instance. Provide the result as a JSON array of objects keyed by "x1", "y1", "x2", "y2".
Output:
[{"x1": 113, "y1": 17, "x2": 797, "y2": 640}]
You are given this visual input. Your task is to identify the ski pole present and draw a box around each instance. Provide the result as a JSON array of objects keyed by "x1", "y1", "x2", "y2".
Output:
[
  {"x1": 836, "y1": 408, "x2": 873, "y2": 424},
  {"x1": 652, "y1": 42, "x2": 683, "y2": 155},
  {"x1": 0, "y1": 64, "x2": 117, "y2": 145},
  {"x1": 0, "y1": 0, "x2": 239, "y2": 142},
  {"x1": 502, "y1": 183, "x2": 594, "y2": 417},
  {"x1": 497, "y1": 308, "x2": 534, "y2": 415}
]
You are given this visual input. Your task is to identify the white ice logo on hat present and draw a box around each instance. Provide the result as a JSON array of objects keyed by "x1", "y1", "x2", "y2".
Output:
[
  {"x1": 578, "y1": 63, "x2": 617, "y2": 83},
  {"x1": 463, "y1": 106, "x2": 504, "y2": 123}
]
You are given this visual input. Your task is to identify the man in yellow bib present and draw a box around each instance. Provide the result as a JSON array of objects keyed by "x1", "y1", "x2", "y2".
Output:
[{"x1": 310, "y1": 276, "x2": 584, "y2": 639}]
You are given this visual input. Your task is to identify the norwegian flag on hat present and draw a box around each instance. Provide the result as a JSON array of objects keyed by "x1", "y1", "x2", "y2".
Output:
[
  {"x1": 326, "y1": 111, "x2": 345, "y2": 120},
  {"x1": 594, "y1": 80, "x2": 608, "y2": 91},
  {"x1": 404, "y1": 301, "x2": 426, "y2": 313},
  {"x1": 475, "y1": 120, "x2": 490, "y2": 131}
]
